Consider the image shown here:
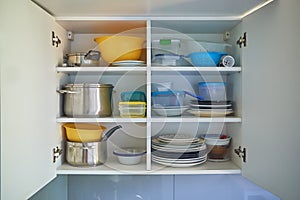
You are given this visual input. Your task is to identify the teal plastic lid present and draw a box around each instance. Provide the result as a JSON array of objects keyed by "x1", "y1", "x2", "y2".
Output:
[{"x1": 151, "y1": 90, "x2": 185, "y2": 97}]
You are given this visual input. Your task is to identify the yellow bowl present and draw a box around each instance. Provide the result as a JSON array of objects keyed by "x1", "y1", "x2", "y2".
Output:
[
  {"x1": 63, "y1": 123, "x2": 106, "y2": 142},
  {"x1": 94, "y1": 35, "x2": 145, "y2": 63}
]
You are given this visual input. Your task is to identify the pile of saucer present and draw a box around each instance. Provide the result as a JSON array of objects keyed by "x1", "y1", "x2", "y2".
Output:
[
  {"x1": 151, "y1": 134, "x2": 207, "y2": 167},
  {"x1": 188, "y1": 100, "x2": 234, "y2": 117}
]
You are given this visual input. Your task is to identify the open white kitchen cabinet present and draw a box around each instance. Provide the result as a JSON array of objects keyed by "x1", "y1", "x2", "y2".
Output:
[
  {"x1": 3, "y1": 0, "x2": 289, "y2": 199},
  {"x1": 54, "y1": 18, "x2": 245, "y2": 175}
]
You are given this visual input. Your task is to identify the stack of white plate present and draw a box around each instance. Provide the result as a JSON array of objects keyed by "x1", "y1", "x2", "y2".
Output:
[
  {"x1": 188, "y1": 100, "x2": 234, "y2": 117},
  {"x1": 151, "y1": 134, "x2": 207, "y2": 167},
  {"x1": 111, "y1": 60, "x2": 145, "y2": 66},
  {"x1": 152, "y1": 105, "x2": 189, "y2": 117}
]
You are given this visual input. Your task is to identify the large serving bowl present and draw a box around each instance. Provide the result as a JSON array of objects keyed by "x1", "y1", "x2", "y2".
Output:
[
  {"x1": 63, "y1": 123, "x2": 106, "y2": 142},
  {"x1": 94, "y1": 35, "x2": 145, "y2": 63}
]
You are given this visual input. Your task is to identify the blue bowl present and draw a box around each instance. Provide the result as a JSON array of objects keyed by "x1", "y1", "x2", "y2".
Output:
[{"x1": 188, "y1": 52, "x2": 226, "y2": 66}]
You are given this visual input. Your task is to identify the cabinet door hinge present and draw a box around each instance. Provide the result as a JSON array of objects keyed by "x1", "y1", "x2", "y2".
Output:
[
  {"x1": 234, "y1": 146, "x2": 246, "y2": 163},
  {"x1": 53, "y1": 146, "x2": 62, "y2": 163},
  {"x1": 52, "y1": 31, "x2": 61, "y2": 47},
  {"x1": 236, "y1": 32, "x2": 247, "y2": 48}
]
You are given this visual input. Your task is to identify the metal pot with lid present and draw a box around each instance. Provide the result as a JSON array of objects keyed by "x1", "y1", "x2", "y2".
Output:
[
  {"x1": 65, "y1": 50, "x2": 101, "y2": 66},
  {"x1": 58, "y1": 83, "x2": 114, "y2": 117}
]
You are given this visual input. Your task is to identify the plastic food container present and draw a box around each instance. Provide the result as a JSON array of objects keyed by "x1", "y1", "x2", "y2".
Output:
[
  {"x1": 121, "y1": 91, "x2": 146, "y2": 102},
  {"x1": 152, "y1": 39, "x2": 180, "y2": 56},
  {"x1": 198, "y1": 82, "x2": 226, "y2": 101},
  {"x1": 152, "y1": 54, "x2": 191, "y2": 66},
  {"x1": 113, "y1": 148, "x2": 146, "y2": 165},
  {"x1": 152, "y1": 82, "x2": 173, "y2": 92},
  {"x1": 188, "y1": 52, "x2": 226, "y2": 66},
  {"x1": 201, "y1": 134, "x2": 231, "y2": 161},
  {"x1": 151, "y1": 91, "x2": 185, "y2": 107},
  {"x1": 119, "y1": 102, "x2": 146, "y2": 118}
]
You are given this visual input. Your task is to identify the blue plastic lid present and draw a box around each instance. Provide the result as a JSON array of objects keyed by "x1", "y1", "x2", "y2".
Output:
[
  {"x1": 151, "y1": 90, "x2": 185, "y2": 97},
  {"x1": 198, "y1": 82, "x2": 226, "y2": 86}
]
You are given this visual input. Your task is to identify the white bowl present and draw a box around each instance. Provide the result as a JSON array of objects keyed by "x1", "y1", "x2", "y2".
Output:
[
  {"x1": 113, "y1": 148, "x2": 146, "y2": 165},
  {"x1": 200, "y1": 134, "x2": 231, "y2": 145}
]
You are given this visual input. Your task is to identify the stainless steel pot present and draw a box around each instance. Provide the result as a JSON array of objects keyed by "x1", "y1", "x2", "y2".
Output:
[
  {"x1": 66, "y1": 125, "x2": 122, "y2": 166},
  {"x1": 58, "y1": 84, "x2": 114, "y2": 117},
  {"x1": 66, "y1": 50, "x2": 101, "y2": 66},
  {"x1": 66, "y1": 141, "x2": 107, "y2": 166}
]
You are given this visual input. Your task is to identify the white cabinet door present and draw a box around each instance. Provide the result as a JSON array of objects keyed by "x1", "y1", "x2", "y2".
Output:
[
  {"x1": 241, "y1": 0, "x2": 300, "y2": 199},
  {"x1": 0, "y1": 1, "x2": 67, "y2": 199}
]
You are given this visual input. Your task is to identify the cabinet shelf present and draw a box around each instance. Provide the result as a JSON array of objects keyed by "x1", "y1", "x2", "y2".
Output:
[
  {"x1": 151, "y1": 66, "x2": 241, "y2": 75},
  {"x1": 56, "y1": 117, "x2": 147, "y2": 123},
  {"x1": 56, "y1": 117, "x2": 241, "y2": 123},
  {"x1": 56, "y1": 66, "x2": 147, "y2": 75},
  {"x1": 150, "y1": 116, "x2": 241, "y2": 123},
  {"x1": 57, "y1": 161, "x2": 241, "y2": 175},
  {"x1": 57, "y1": 67, "x2": 241, "y2": 74}
]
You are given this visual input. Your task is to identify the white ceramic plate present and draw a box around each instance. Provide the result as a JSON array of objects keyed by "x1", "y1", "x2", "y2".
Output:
[
  {"x1": 188, "y1": 109, "x2": 233, "y2": 117},
  {"x1": 152, "y1": 154, "x2": 207, "y2": 163},
  {"x1": 152, "y1": 157, "x2": 207, "y2": 167},
  {"x1": 158, "y1": 134, "x2": 200, "y2": 142},
  {"x1": 190, "y1": 104, "x2": 232, "y2": 109},
  {"x1": 151, "y1": 144, "x2": 206, "y2": 153},
  {"x1": 152, "y1": 107, "x2": 188, "y2": 116},
  {"x1": 152, "y1": 140, "x2": 205, "y2": 148},
  {"x1": 111, "y1": 60, "x2": 145, "y2": 66},
  {"x1": 152, "y1": 105, "x2": 189, "y2": 109}
]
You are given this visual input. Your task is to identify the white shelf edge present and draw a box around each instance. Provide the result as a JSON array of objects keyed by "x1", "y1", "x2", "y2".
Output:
[
  {"x1": 151, "y1": 66, "x2": 241, "y2": 73},
  {"x1": 56, "y1": 66, "x2": 241, "y2": 73},
  {"x1": 56, "y1": 161, "x2": 241, "y2": 175},
  {"x1": 56, "y1": 117, "x2": 147, "y2": 123},
  {"x1": 56, "y1": 117, "x2": 241, "y2": 123},
  {"x1": 56, "y1": 66, "x2": 147, "y2": 73},
  {"x1": 151, "y1": 117, "x2": 241, "y2": 123}
]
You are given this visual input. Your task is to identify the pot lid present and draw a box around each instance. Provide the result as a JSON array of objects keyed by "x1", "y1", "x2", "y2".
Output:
[{"x1": 65, "y1": 83, "x2": 114, "y2": 88}]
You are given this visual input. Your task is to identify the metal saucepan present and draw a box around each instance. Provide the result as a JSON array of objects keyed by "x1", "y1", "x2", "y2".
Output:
[
  {"x1": 66, "y1": 50, "x2": 101, "y2": 67},
  {"x1": 57, "y1": 83, "x2": 114, "y2": 117},
  {"x1": 66, "y1": 125, "x2": 122, "y2": 167}
]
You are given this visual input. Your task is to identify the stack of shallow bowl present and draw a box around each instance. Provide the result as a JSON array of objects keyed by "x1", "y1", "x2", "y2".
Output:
[{"x1": 151, "y1": 134, "x2": 207, "y2": 167}]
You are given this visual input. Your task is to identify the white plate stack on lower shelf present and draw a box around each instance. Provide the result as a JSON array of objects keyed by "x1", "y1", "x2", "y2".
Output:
[
  {"x1": 188, "y1": 100, "x2": 234, "y2": 117},
  {"x1": 151, "y1": 134, "x2": 207, "y2": 167}
]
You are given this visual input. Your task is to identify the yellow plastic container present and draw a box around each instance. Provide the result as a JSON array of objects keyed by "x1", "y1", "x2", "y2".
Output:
[
  {"x1": 94, "y1": 35, "x2": 145, "y2": 63},
  {"x1": 63, "y1": 123, "x2": 106, "y2": 142},
  {"x1": 119, "y1": 102, "x2": 146, "y2": 118}
]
